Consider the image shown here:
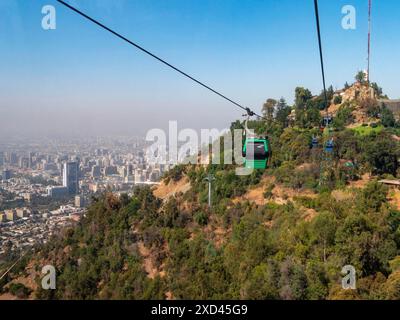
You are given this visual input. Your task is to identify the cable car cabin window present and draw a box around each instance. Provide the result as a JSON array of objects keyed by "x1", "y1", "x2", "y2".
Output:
[{"x1": 245, "y1": 142, "x2": 267, "y2": 160}]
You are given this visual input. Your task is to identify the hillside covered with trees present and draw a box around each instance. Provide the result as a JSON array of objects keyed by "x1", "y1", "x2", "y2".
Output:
[{"x1": 2, "y1": 79, "x2": 400, "y2": 300}]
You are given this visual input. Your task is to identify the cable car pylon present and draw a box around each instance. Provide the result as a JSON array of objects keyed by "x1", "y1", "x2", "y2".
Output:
[{"x1": 314, "y1": 0, "x2": 335, "y2": 187}]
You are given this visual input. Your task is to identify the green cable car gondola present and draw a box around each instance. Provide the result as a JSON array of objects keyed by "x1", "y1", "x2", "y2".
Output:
[
  {"x1": 241, "y1": 108, "x2": 271, "y2": 170},
  {"x1": 242, "y1": 137, "x2": 270, "y2": 169}
]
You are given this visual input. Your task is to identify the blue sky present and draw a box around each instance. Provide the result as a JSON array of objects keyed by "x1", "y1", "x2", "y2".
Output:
[{"x1": 0, "y1": 0, "x2": 399, "y2": 137}]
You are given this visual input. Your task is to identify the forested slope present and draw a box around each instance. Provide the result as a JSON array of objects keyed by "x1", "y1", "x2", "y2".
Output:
[{"x1": 2, "y1": 81, "x2": 400, "y2": 300}]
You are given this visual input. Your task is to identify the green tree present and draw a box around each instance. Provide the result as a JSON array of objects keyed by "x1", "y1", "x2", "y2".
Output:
[
  {"x1": 162, "y1": 197, "x2": 180, "y2": 228},
  {"x1": 364, "y1": 133, "x2": 399, "y2": 176},
  {"x1": 336, "y1": 213, "x2": 396, "y2": 276},
  {"x1": 333, "y1": 95, "x2": 342, "y2": 105},
  {"x1": 279, "y1": 259, "x2": 308, "y2": 300},
  {"x1": 242, "y1": 262, "x2": 280, "y2": 299},
  {"x1": 194, "y1": 211, "x2": 208, "y2": 226},
  {"x1": 295, "y1": 106, "x2": 321, "y2": 128},
  {"x1": 8, "y1": 283, "x2": 32, "y2": 299},
  {"x1": 355, "y1": 71, "x2": 367, "y2": 84},
  {"x1": 361, "y1": 181, "x2": 388, "y2": 212},
  {"x1": 384, "y1": 271, "x2": 400, "y2": 299},
  {"x1": 275, "y1": 98, "x2": 291, "y2": 127},
  {"x1": 311, "y1": 212, "x2": 337, "y2": 263},
  {"x1": 334, "y1": 130, "x2": 361, "y2": 163},
  {"x1": 380, "y1": 105, "x2": 396, "y2": 128},
  {"x1": 295, "y1": 87, "x2": 313, "y2": 109},
  {"x1": 361, "y1": 98, "x2": 380, "y2": 118},
  {"x1": 333, "y1": 105, "x2": 354, "y2": 130},
  {"x1": 305, "y1": 261, "x2": 329, "y2": 299},
  {"x1": 371, "y1": 82, "x2": 388, "y2": 99},
  {"x1": 262, "y1": 99, "x2": 277, "y2": 120}
]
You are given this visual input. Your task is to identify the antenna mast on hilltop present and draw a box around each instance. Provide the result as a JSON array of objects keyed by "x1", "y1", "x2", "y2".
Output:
[{"x1": 367, "y1": 0, "x2": 372, "y2": 83}]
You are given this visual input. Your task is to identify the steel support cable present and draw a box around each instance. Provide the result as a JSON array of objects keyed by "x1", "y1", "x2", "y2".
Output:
[
  {"x1": 314, "y1": 0, "x2": 329, "y2": 118},
  {"x1": 0, "y1": 249, "x2": 30, "y2": 281},
  {"x1": 57, "y1": 0, "x2": 267, "y2": 120}
]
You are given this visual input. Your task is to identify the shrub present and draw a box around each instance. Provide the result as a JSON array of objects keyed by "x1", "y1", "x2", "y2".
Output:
[
  {"x1": 263, "y1": 184, "x2": 275, "y2": 200},
  {"x1": 194, "y1": 212, "x2": 208, "y2": 226},
  {"x1": 8, "y1": 283, "x2": 32, "y2": 299},
  {"x1": 333, "y1": 95, "x2": 342, "y2": 105}
]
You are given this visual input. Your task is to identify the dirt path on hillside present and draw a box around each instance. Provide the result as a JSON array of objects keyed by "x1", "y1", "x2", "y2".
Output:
[
  {"x1": 233, "y1": 176, "x2": 317, "y2": 206},
  {"x1": 348, "y1": 174, "x2": 371, "y2": 189},
  {"x1": 153, "y1": 177, "x2": 191, "y2": 200},
  {"x1": 0, "y1": 293, "x2": 18, "y2": 300},
  {"x1": 137, "y1": 241, "x2": 158, "y2": 279}
]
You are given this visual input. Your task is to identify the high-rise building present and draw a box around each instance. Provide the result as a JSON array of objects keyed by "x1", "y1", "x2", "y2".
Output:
[
  {"x1": 0, "y1": 152, "x2": 4, "y2": 167},
  {"x1": 127, "y1": 164, "x2": 133, "y2": 176},
  {"x1": 2, "y1": 169, "x2": 11, "y2": 180},
  {"x1": 5, "y1": 209, "x2": 17, "y2": 221},
  {"x1": 29, "y1": 152, "x2": 35, "y2": 168},
  {"x1": 16, "y1": 208, "x2": 29, "y2": 218},
  {"x1": 47, "y1": 186, "x2": 68, "y2": 198},
  {"x1": 91, "y1": 165, "x2": 101, "y2": 178},
  {"x1": 63, "y1": 161, "x2": 79, "y2": 195},
  {"x1": 74, "y1": 195, "x2": 84, "y2": 208},
  {"x1": 9, "y1": 152, "x2": 17, "y2": 165},
  {"x1": 119, "y1": 166, "x2": 128, "y2": 178},
  {"x1": 104, "y1": 166, "x2": 117, "y2": 176},
  {"x1": 19, "y1": 157, "x2": 29, "y2": 169},
  {"x1": 0, "y1": 213, "x2": 7, "y2": 222}
]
